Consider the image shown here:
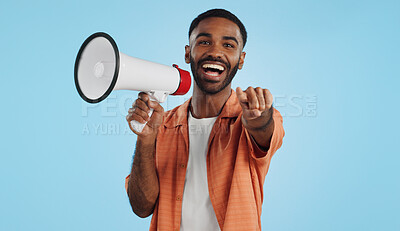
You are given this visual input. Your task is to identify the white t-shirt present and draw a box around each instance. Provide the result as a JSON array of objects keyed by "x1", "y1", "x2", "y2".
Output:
[{"x1": 180, "y1": 111, "x2": 220, "y2": 231}]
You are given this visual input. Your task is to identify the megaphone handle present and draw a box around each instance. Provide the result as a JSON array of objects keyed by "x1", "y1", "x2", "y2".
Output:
[
  {"x1": 129, "y1": 91, "x2": 168, "y2": 133},
  {"x1": 130, "y1": 108, "x2": 154, "y2": 133}
]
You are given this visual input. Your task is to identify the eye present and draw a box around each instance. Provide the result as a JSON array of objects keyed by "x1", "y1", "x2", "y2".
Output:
[
  {"x1": 224, "y1": 43, "x2": 235, "y2": 48},
  {"x1": 198, "y1": 40, "x2": 210, "y2": 45}
]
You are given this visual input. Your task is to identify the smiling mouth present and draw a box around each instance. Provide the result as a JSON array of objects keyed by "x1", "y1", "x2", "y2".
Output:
[{"x1": 202, "y1": 63, "x2": 225, "y2": 77}]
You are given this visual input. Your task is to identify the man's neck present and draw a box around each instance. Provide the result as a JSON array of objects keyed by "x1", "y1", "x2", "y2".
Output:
[{"x1": 190, "y1": 85, "x2": 232, "y2": 119}]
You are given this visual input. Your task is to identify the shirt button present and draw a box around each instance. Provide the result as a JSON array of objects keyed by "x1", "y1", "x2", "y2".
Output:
[
  {"x1": 176, "y1": 195, "x2": 182, "y2": 201},
  {"x1": 179, "y1": 163, "x2": 186, "y2": 168}
]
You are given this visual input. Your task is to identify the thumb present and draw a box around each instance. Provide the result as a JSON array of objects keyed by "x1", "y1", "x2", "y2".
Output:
[{"x1": 146, "y1": 100, "x2": 164, "y2": 128}]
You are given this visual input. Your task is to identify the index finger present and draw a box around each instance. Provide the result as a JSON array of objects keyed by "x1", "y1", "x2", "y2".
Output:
[
  {"x1": 236, "y1": 87, "x2": 248, "y2": 103},
  {"x1": 138, "y1": 92, "x2": 150, "y2": 104}
]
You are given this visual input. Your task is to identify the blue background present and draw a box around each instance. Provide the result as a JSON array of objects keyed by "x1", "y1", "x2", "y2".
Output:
[{"x1": 1, "y1": 0, "x2": 399, "y2": 230}]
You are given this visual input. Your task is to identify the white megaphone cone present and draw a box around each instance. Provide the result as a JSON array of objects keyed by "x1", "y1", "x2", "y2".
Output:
[{"x1": 74, "y1": 32, "x2": 191, "y2": 132}]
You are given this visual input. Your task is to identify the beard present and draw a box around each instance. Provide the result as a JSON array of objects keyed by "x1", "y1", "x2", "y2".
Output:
[{"x1": 190, "y1": 56, "x2": 240, "y2": 95}]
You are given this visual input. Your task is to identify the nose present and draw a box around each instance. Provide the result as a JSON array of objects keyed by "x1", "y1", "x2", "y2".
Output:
[{"x1": 206, "y1": 44, "x2": 223, "y2": 59}]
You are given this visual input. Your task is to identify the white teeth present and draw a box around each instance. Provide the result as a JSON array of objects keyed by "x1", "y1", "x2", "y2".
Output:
[
  {"x1": 202, "y1": 63, "x2": 225, "y2": 71},
  {"x1": 207, "y1": 72, "x2": 219, "y2": 77}
]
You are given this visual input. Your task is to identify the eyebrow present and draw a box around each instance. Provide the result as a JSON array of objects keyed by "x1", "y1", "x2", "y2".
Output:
[
  {"x1": 196, "y1": 33, "x2": 239, "y2": 45},
  {"x1": 196, "y1": 32, "x2": 212, "y2": 39},
  {"x1": 222, "y1": 36, "x2": 238, "y2": 45}
]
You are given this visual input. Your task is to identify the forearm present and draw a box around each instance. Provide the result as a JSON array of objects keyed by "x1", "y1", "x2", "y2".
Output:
[
  {"x1": 127, "y1": 137, "x2": 159, "y2": 218},
  {"x1": 242, "y1": 107, "x2": 275, "y2": 151}
]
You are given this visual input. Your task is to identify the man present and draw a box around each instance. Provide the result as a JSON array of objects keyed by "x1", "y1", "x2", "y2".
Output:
[{"x1": 125, "y1": 9, "x2": 285, "y2": 231}]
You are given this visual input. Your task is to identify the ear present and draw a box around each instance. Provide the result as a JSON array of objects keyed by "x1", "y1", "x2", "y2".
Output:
[
  {"x1": 185, "y1": 45, "x2": 191, "y2": 64},
  {"x1": 238, "y1": 51, "x2": 246, "y2": 70}
]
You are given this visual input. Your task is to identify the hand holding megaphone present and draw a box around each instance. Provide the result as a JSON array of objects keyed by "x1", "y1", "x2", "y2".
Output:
[{"x1": 126, "y1": 92, "x2": 165, "y2": 135}]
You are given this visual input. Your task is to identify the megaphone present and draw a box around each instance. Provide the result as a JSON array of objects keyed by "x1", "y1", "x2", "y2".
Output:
[{"x1": 74, "y1": 32, "x2": 191, "y2": 132}]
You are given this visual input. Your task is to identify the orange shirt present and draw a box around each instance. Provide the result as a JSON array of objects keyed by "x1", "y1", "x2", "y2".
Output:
[{"x1": 126, "y1": 91, "x2": 285, "y2": 231}]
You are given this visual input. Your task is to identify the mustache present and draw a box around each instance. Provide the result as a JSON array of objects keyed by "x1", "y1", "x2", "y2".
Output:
[{"x1": 197, "y1": 57, "x2": 230, "y2": 70}]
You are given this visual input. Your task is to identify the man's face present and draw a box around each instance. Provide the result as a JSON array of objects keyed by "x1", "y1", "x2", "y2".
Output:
[{"x1": 185, "y1": 17, "x2": 246, "y2": 94}]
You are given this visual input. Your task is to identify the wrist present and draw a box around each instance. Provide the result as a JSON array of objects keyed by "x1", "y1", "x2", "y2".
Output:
[{"x1": 137, "y1": 135, "x2": 157, "y2": 148}]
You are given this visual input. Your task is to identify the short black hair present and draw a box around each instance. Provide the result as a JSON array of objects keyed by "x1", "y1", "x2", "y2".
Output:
[{"x1": 188, "y1": 9, "x2": 247, "y2": 48}]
